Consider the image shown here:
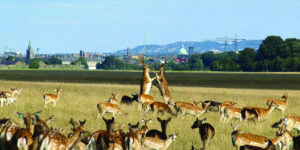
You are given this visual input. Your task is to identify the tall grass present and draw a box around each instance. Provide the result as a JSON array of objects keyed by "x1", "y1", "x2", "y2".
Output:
[{"x1": 0, "y1": 80, "x2": 299, "y2": 149}]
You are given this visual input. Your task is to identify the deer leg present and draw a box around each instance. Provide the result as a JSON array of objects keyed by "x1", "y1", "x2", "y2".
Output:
[{"x1": 151, "y1": 77, "x2": 157, "y2": 82}]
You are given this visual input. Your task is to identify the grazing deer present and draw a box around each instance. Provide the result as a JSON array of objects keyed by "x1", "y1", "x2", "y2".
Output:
[
  {"x1": 223, "y1": 106, "x2": 243, "y2": 122},
  {"x1": 240, "y1": 140, "x2": 276, "y2": 150},
  {"x1": 108, "y1": 93, "x2": 119, "y2": 104},
  {"x1": 97, "y1": 102, "x2": 127, "y2": 118},
  {"x1": 43, "y1": 87, "x2": 63, "y2": 107},
  {"x1": 266, "y1": 92, "x2": 288, "y2": 113},
  {"x1": 170, "y1": 101, "x2": 194, "y2": 114},
  {"x1": 219, "y1": 101, "x2": 238, "y2": 120},
  {"x1": 142, "y1": 133, "x2": 177, "y2": 150},
  {"x1": 141, "y1": 118, "x2": 152, "y2": 136},
  {"x1": 10, "y1": 110, "x2": 42, "y2": 150},
  {"x1": 202, "y1": 100, "x2": 221, "y2": 112},
  {"x1": 271, "y1": 129, "x2": 293, "y2": 150},
  {"x1": 155, "y1": 57, "x2": 171, "y2": 104},
  {"x1": 121, "y1": 94, "x2": 139, "y2": 105},
  {"x1": 191, "y1": 118, "x2": 215, "y2": 150},
  {"x1": 231, "y1": 123, "x2": 270, "y2": 150},
  {"x1": 146, "y1": 117, "x2": 172, "y2": 140},
  {"x1": 139, "y1": 55, "x2": 156, "y2": 95},
  {"x1": 176, "y1": 102, "x2": 210, "y2": 118},
  {"x1": 145, "y1": 102, "x2": 176, "y2": 116}
]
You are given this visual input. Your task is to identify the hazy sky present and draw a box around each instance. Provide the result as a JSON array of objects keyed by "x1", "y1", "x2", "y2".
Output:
[{"x1": 0, "y1": 0, "x2": 299, "y2": 54}]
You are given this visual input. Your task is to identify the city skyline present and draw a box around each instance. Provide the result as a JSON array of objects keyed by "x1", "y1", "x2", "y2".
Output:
[{"x1": 1, "y1": 0, "x2": 299, "y2": 54}]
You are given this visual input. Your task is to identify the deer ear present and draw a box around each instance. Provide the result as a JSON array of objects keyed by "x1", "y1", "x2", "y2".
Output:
[
  {"x1": 16, "y1": 112, "x2": 24, "y2": 119},
  {"x1": 201, "y1": 118, "x2": 206, "y2": 124},
  {"x1": 34, "y1": 110, "x2": 43, "y2": 116}
]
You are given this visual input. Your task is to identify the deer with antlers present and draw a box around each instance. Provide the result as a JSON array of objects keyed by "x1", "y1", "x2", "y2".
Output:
[
  {"x1": 266, "y1": 92, "x2": 289, "y2": 114},
  {"x1": 108, "y1": 93, "x2": 119, "y2": 105},
  {"x1": 43, "y1": 87, "x2": 63, "y2": 107},
  {"x1": 154, "y1": 57, "x2": 172, "y2": 104},
  {"x1": 138, "y1": 55, "x2": 156, "y2": 95}
]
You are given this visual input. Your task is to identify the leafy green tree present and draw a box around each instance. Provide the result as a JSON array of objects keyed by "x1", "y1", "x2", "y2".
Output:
[
  {"x1": 190, "y1": 54, "x2": 204, "y2": 70},
  {"x1": 238, "y1": 48, "x2": 257, "y2": 71},
  {"x1": 29, "y1": 60, "x2": 40, "y2": 69},
  {"x1": 46, "y1": 56, "x2": 62, "y2": 65},
  {"x1": 71, "y1": 57, "x2": 88, "y2": 69},
  {"x1": 256, "y1": 36, "x2": 284, "y2": 61},
  {"x1": 97, "y1": 56, "x2": 125, "y2": 70}
]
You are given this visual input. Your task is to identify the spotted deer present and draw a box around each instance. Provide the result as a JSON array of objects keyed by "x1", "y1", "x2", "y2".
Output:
[
  {"x1": 191, "y1": 118, "x2": 215, "y2": 150},
  {"x1": 271, "y1": 129, "x2": 293, "y2": 150},
  {"x1": 43, "y1": 87, "x2": 63, "y2": 107},
  {"x1": 138, "y1": 94, "x2": 154, "y2": 111},
  {"x1": 280, "y1": 115, "x2": 300, "y2": 132},
  {"x1": 125, "y1": 121, "x2": 143, "y2": 150},
  {"x1": 97, "y1": 102, "x2": 127, "y2": 118},
  {"x1": 175, "y1": 102, "x2": 210, "y2": 118},
  {"x1": 142, "y1": 133, "x2": 177, "y2": 150},
  {"x1": 146, "y1": 117, "x2": 172, "y2": 140},
  {"x1": 266, "y1": 93, "x2": 288, "y2": 114},
  {"x1": 231, "y1": 123, "x2": 270, "y2": 150},
  {"x1": 10, "y1": 110, "x2": 43, "y2": 150},
  {"x1": 242, "y1": 102, "x2": 277, "y2": 122},
  {"x1": 108, "y1": 93, "x2": 119, "y2": 105},
  {"x1": 223, "y1": 106, "x2": 243, "y2": 122},
  {"x1": 145, "y1": 102, "x2": 175, "y2": 116},
  {"x1": 139, "y1": 55, "x2": 156, "y2": 95},
  {"x1": 219, "y1": 101, "x2": 238, "y2": 121},
  {"x1": 170, "y1": 101, "x2": 195, "y2": 114},
  {"x1": 240, "y1": 140, "x2": 276, "y2": 150},
  {"x1": 155, "y1": 57, "x2": 171, "y2": 104}
]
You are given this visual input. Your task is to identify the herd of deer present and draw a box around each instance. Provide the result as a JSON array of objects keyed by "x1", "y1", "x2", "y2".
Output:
[{"x1": 0, "y1": 55, "x2": 299, "y2": 150}]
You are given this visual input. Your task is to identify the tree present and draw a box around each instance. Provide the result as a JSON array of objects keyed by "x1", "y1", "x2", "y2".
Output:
[
  {"x1": 71, "y1": 57, "x2": 88, "y2": 69},
  {"x1": 97, "y1": 56, "x2": 125, "y2": 70},
  {"x1": 190, "y1": 54, "x2": 204, "y2": 70},
  {"x1": 238, "y1": 48, "x2": 257, "y2": 71},
  {"x1": 29, "y1": 60, "x2": 40, "y2": 69},
  {"x1": 46, "y1": 56, "x2": 62, "y2": 65},
  {"x1": 256, "y1": 36, "x2": 284, "y2": 61}
]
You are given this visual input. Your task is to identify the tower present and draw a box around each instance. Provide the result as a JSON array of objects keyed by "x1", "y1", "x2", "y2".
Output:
[
  {"x1": 188, "y1": 46, "x2": 194, "y2": 58},
  {"x1": 127, "y1": 47, "x2": 130, "y2": 58},
  {"x1": 26, "y1": 41, "x2": 34, "y2": 60},
  {"x1": 80, "y1": 50, "x2": 85, "y2": 57}
]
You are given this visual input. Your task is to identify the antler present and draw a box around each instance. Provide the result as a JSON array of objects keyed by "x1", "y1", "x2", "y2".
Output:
[{"x1": 138, "y1": 55, "x2": 144, "y2": 65}]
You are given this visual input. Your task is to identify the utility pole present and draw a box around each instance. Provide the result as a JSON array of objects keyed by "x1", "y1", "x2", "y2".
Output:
[{"x1": 232, "y1": 35, "x2": 245, "y2": 52}]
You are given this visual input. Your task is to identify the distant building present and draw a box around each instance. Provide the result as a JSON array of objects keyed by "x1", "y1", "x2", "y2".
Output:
[
  {"x1": 26, "y1": 41, "x2": 34, "y2": 60},
  {"x1": 211, "y1": 49, "x2": 222, "y2": 54},
  {"x1": 3, "y1": 51, "x2": 22, "y2": 57},
  {"x1": 188, "y1": 46, "x2": 194, "y2": 59},
  {"x1": 80, "y1": 50, "x2": 85, "y2": 57},
  {"x1": 176, "y1": 44, "x2": 189, "y2": 62}
]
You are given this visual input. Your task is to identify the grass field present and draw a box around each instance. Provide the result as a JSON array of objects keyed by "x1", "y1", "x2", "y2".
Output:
[{"x1": 0, "y1": 70, "x2": 300, "y2": 149}]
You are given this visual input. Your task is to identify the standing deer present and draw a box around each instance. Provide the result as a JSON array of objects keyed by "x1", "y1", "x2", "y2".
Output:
[
  {"x1": 121, "y1": 94, "x2": 139, "y2": 105},
  {"x1": 139, "y1": 55, "x2": 156, "y2": 95},
  {"x1": 141, "y1": 118, "x2": 152, "y2": 136},
  {"x1": 266, "y1": 93, "x2": 288, "y2": 114},
  {"x1": 97, "y1": 102, "x2": 127, "y2": 118},
  {"x1": 108, "y1": 93, "x2": 119, "y2": 104},
  {"x1": 219, "y1": 101, "x2": 238, "y2": 120},
  {"x1": 271, "y1": 129, "x2": 293, "y2": 150},
  {"x1": 145, "y1": 102, "x2": 176, "y2": 116},
  {"x1": 275, "y1": 115, "x2": 300, "y2": 133},
  {"x1": 175, "y1": 102, "x2": 210, "y2": 118},
  {"x1": 155, "y1": 57, "x2": 171, "y2": 104},
  {"x1": 146, "y1": 117, "x2": 172, "y2": 140},
  {"x1": 223, "y1": 106, "x2": 243, "y2": 122},
  {"x1": 43, "y1": 87, "x2": 63, "y2": 107},
  {"x1": 240, "y1": 140, "x2": 276, "y2": 150},
  {"x1": 191, "y1": 118, "x2": 215, "y2": 150},
  {"x1": 242, "y1": 102, "x2": 277, "y2": 122},
  {"x1": 0, "y1": 119, "x2": 20, "y2": 149}
]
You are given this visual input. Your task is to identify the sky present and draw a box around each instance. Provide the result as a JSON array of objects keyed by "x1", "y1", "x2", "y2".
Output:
[{"x1": 0, "y1": 0, "x2": 299, "y2": 54}]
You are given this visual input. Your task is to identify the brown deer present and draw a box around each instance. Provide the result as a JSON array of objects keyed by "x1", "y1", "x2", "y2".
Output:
[
  {"x1": 223, "y1": 106, "x2": 243, "y2": 122},
  {"x1": 139, "y1": 55, "x2": 156, "y2": 95},
  {"x1": 142, "y1": 133, "x2": 177, "y2": 150},
  {"x1": 141, "y1": 118, "x2": 152, "y2": 136},
  {"x1": 219, "y1": 101, "x2": 238, "y2": 120},
  {"x1": 146, "y1": 117, "x2": 172, "y2": 140},
  {"x1": 242, "y1": 102, "x2": 277, "y2": 122},
  {"x1": 43, "y1": 87, "x2": 63, "y2": 107},
  {"x1": 0, "y1": 119, "x2": 20, "y2": 149},
  {"x1": 271, "y1": 129, "x2": 293, "y2": 150},
  {"x1": 10, "y1": 110, "x2": 42, "y2": 150},
  {"x1": 191, "y1": 118, "x2": 215, "y2": 150},
  {"x1": 108, "y1": 93, "x2": 119, "y2": 105},
  {"x1": 97, "y1": 102, "x2": 127, "y2": 118},
  {"x1": 155, "y1": 57, "x2": 171, "y2": 104},
  {"x1": 145, "y1": 102, "x2": 175, "y2": 116},
  {"x1": 231, "y1": 123, "x2": 270, "y2": 150},
  {"x1": 266, "y1": 93, "x2": 288, "y2": 114},
  {"x1": 176, "y1": 102, "x2": 210, "y2": 118},
  {"x1": 138, "y1": 94, "x2": 154, "y2": 111},
  {"x1": 170, "y1": 101, "x2": 194, "y2": 114},
  {"x1": 125, "y1": 121, "x2": 142, "y2": 150},
  {"x1": 240, "y1": 140, "x2": 276, "y2": 150},
  {"x1": 278, "y1": 115, "x2": 300, "y2": 132}
]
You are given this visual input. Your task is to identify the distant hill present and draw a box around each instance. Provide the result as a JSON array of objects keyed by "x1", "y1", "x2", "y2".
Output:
[{"x1": 106, "y1": 40, "x2": 262, "y2": 56}]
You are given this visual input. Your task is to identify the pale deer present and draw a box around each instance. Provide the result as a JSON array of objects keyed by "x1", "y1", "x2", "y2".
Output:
[
  {"x1": 271, "y1": 129, "x2": 293, "y2": 150},
  {"x1": 231, "y1": 123, "x2": 270, "y2": 150},
  {"x1": 142, "y1": 133, "x2": 177, "y2": 150},
  {"x1": 108, "y1": 93, "x2": 119, "y2": 105},
  {"x1": 223, "y1": 106, "x2": 243, "y2": 122},
  {"x1": 219, "y1": 101, "x2": 238, "y2": 121},
  {"x1": 145, "y1": 102, "x2": 175, "y2": 116},
  {"x1": 10, "y1": 110, "x2": 43, "y2": 150},
  {"x1": 242, "y1": 102, "x2": 277, "y2": 122},
  {"x1": 139, "y1": 55, "x2": 156, "y2": 95},
  {"x1": 266, "y1": 93, "x2": 288, "y2": 113},
  {"x1": 176, "y1": 102, "x2": 210, "y2": 118},
  {"x1": 43, "y1": 87, "x2": 63, "y2": 107},
  {"x1": 281, "y1": 115, "x2": 300, "y2": 132},
  {"x1": 121, "y1": 94, "x2": 139, "y2": 105},
  {"x1": 0, "y1": 88, "x2": 22, "y2": 107},
  {"x1": 141, "y1": 118, "x2": 152, "y2": 136},
  {"x1": 171, "y1": 101, "x2": 195, "y2": 114},
  {"x1": 146, "y1": 117, "x2": 172, "y2": 140},
  {"x1": 191, "y1": 118, "x2": 215, "y2": 150},
  {"x1": 97, "y1": 102, "x2": 127, "y2": 118},
  {"x1": 155, "y1": 57, "x2": 171, "y2": 104},
  {"x1": 240, "y1": 140, "x2": 276, "y2": 150}
]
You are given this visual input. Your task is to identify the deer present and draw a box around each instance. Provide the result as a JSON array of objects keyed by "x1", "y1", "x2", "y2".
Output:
[
  {"x1": 202, "y1": 100, "x2": 222, "y2": 112},
  {"x1": 9, "y1": 110, "x2": 42, "y2": 150},
  {"x1": 138, "y1": 94, "x2": 154, "y2": 111},
  {"x1": 223, "y1": 106, "x2": 243, "y2": 122},
  {"x1": 142, "y1": 133, "x2": 177, "y2": 150},
  {"x1": 219, "y1": 101, "x2": 238, "y2": 120},
  {"x1": 231, "y1": 123, "x2": 270, "y2": 150},
  {"x1": 239, "y1": 140, "x2": 276, "y2": 150},
  {"x1": 191, "y1": 118, "x2": 215, "y2": 150},
  {"x1": 108, "y1": 93, "x2": 119, "y2": 105},
  {"x1": 97, "y1": 102, "x2": 127, "y2": 118},
  {"x1": 125, "y1": 121, "x2": 143, "y2": 150},
  {"x1": 154, "y1": 57, "x2": 171, "y2": 104},
  {"x1": 121, "y1": 94, "x2": 139, "y2": 105},
  {"x1": 141, "y1": 118, "x2": 152, "y2": 136},
  {"x1": 275, "y1": 115, "x2": 300, "y2": 133},
  {"x1": 242, "y1": 102, "x2": 277, "y2": 122},
  {"x1": 0, "y1": 119, "x2": 20, "y2": 149},
  {"x1": 266, "y1": 92, "x2": 288, "y2": 114},
  {"x1": 144, "y1": 102, "x2": 176, "y2": 116},
  {"x1": 170, "y1": 101, "x2": 195, "y2": 114},
  {"x1": 0, "y1": 88, "x2": 22, "y2": 107},
  {"x1": 271, "y1": 129, "x2": 293, "y2": 150},
  {"x1": 43, "y1": 87, "x2": 63, "y2": 107},
  {"x1": 176, "y1": 102, "x2": 210, "y2": 118},
  {"x1": 146, "y1": 117, "x2": 172, "y2": 140},
  {"x1": 138, "y1": 55, "x2": 156, "y2": 95}
]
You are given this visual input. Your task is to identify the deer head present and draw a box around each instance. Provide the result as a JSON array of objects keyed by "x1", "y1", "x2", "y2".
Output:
[
  {"x1": 191, "y1": 118, "x2": 206, "y2": 129},
  {"x1": 138, "y1": 55, "x2": 151, "y2": 71}
]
